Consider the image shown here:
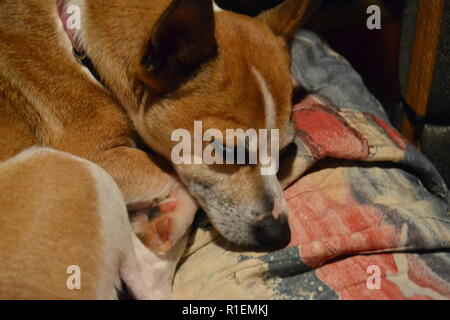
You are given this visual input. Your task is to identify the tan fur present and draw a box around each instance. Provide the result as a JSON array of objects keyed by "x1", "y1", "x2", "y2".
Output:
[
  {"x1": 258, "y1": 0, "x2": 319, "y2": 42},
  {"x1": 0, "y1": 0, "x2": 183, "y2": 207},
  {"x1": 0, "y1": 149, "x2": 108, "y2": 299},
  {"x1": 0, "y1": 0, "x2": 197, "y2": 299}
]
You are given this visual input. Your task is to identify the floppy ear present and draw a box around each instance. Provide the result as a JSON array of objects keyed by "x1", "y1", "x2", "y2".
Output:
[
  {"x1": 257, "y1": 0, "x2": 320, "y2": 43},
  {"x1": 141, "y1": 0, "x2": 218, "y2": 93}
]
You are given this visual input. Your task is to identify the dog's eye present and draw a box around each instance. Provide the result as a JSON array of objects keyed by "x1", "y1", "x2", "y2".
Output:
[{"x1": 212, "y1": 139, "x2": 254, "y2": 166}]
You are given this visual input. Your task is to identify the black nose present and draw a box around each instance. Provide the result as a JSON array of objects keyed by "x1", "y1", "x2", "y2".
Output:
[{"x1": 254, "y1": 215, "x2": 291, "y2": 250}]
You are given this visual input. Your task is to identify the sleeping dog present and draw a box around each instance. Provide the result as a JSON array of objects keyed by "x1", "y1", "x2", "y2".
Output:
[{"x1": 0, "y1": 0, "x2": 315, "y2": 299}]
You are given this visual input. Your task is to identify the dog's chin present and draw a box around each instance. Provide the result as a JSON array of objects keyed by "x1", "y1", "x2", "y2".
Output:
[
  {"x1": 212, "y1": 224, "x2": 261, "y2": 251},
  {"x1": 213, "y1": 224, "x2": 288, "y2": 253},
  {"x1": 202, "y1": 209, "x2": 291, "y2": 253}
]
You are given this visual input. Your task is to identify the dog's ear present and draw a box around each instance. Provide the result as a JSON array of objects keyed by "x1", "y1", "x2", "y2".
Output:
[
  {"x1": 141, "y1": 0, "x2": 218, "y2": 94},
  {"x1": 257, "y1": 0, "x2": 320, "y2": 43}
]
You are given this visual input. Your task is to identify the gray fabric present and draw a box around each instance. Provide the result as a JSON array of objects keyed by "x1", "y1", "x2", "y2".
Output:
[
  {"x1": 290, "y1": 29, "x2": 449, "y2": 203},
  {"x1": 421, "y1": 125, "x2": 450, "y2": 189},
  {"x1": 291, "y1": 30, "x2": 389, "y2": 123}
]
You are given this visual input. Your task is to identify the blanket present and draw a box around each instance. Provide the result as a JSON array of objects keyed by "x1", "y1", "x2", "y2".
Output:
[{"x1": 172, "y1": 30, "x2": 450, "y2": 300}]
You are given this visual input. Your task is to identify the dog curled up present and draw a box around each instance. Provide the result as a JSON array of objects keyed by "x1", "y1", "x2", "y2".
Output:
[{"x1": 0, "y1": 0, "x2": 316, "y2": 299}]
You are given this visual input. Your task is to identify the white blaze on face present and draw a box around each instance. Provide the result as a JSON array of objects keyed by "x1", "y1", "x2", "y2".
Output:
[
  {"x1": 251, "y1": 67, "x2": 279, "y2": 176},
  {"x1": 251, "y1": 67, "x2": 276, "y2": 130},
  {"x1": 251, "y1": 67, "x2": 285, "y2": 218}
]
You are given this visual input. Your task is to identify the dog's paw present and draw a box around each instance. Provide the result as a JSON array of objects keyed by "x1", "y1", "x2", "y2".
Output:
[{"x1": 131, "y1": 184, "x2": 197, "y2": 253}]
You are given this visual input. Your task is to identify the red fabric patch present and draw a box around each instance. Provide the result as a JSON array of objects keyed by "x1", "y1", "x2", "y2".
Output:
[
  {"x1": 285, "y1": 173, "x2": 396, "y2": 267},
  {"x1": 294, "y1": 105, "x2": 369, "y2": 160},
  {"x1": 284, "y1": 168, "x2": 450, "y2": 299}
]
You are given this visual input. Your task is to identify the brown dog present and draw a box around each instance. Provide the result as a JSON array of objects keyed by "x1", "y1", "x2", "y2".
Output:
[
  {"x1": 0, "y1": 147, "x2": 193, "y2": 299},
  {"x1": 0, "y1": 0, "x2": 314, "y2": 299}
]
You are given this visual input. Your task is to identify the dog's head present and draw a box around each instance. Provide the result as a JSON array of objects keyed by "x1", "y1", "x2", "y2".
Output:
[{"x1": 83, "y1": 0, "x2": 315, "y2": 250}]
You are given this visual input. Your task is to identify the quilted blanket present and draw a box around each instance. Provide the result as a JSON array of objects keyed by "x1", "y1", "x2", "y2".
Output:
[{"x1": 172, "y1": 30, "x2": 450, "y2": 300}]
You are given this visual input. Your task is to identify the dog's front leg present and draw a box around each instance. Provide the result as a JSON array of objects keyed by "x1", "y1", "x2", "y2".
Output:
[{"x1": 93, "y1": 146, "x2": 178, "y2": 205}]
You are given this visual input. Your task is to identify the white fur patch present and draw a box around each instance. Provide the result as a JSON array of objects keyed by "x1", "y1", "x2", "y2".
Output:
[
  {"x1": 213, "y1": 2, "x2": 224, "y2": 12},
  {"x1": 251, "y1": 67, "x2": 276, "y2": 129},
  {"x1": 80, "y1": 152, "x2": 130, "y2": 299},
  {"x1": 120, "y1": 234, "x2": 189, "y2": 300},
  {"x1": 0, "y1": 147, "x2": 48, "y2": 167}
]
